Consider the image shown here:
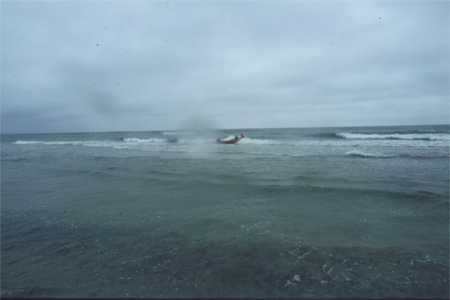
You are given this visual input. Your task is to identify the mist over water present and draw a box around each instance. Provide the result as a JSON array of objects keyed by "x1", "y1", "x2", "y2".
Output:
[{"x1": 1, "y1": 125, "x2": 449, "y2": 297}]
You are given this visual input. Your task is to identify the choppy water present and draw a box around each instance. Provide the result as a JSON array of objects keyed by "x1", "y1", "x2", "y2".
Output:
[{"x1": 1, "y1": 125, "x2": 449, "y2": 297}]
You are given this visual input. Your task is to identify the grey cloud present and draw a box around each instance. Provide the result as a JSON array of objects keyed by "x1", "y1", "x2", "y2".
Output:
[{"x1": 1, "y1": 0, "x2": 448, "y2": 133}]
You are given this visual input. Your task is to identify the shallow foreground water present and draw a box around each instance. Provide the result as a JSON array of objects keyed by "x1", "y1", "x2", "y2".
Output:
[{"x1": 1, "y1": 125, "x2": 449, "y2": 297}]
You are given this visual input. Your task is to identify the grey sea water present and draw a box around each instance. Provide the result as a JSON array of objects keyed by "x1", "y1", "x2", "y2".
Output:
[{"x1": 1, "y1": 125, "x2": 449, "y2": 297}]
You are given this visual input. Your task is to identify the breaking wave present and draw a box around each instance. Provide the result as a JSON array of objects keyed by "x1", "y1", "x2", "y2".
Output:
[
  {"x1": 122, "y1": 138, "x2": 166, "y2": 143},
  {"x1": 238, "y1": 138, "x2": 282, "y2": 145},
  {"x1": 346, "y1": 150, "x2": 449, "y2": 159},
  {"x1": 346, "y1": 150, "x2": 393, "y2": 158},
  {"x1": 13, "y1": 140, "x2": 127, "y2": 149},
  {"x1": 336, "y1": 133, "x2": 450, "y2": 141},
  {"x1": 13, "y1": 138, "x2": 167, "y2": 148},
  {"x1": 14, "y1": 140, "x2": 86, "y2": 146}
]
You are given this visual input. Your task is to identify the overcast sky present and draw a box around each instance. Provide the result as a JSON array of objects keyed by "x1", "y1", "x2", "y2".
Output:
[{"x1": 1, "y1": 0, "x2": 449, "y2": 133}]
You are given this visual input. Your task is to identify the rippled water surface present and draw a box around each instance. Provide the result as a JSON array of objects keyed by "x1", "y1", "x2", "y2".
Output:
[{"x1": 1, "y1": 125, "x2": 449, "y2": 297}]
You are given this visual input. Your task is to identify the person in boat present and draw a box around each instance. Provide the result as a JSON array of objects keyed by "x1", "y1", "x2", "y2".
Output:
[{"x1": 217, "y1": 132, "x2": 245, "y2": 144}]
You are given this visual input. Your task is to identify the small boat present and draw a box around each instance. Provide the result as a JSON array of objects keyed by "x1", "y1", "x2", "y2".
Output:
[{"x1": 216, "y1": 133, "x2": 245, "y2": 144}]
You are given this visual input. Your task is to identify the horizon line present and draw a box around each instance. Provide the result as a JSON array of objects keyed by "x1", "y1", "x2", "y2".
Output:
[{"x1": 1, "y1": 123, "x2": 449, "y2": 136}]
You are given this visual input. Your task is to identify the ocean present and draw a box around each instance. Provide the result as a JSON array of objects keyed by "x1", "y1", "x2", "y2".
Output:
[{"x1": 1, "y1": 124, "x2": 449, "y2": 297}]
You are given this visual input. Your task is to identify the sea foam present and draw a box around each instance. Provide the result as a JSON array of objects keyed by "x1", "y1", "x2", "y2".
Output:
[
  {"x1": 337, "y1": 132, "x2": 450, "y2": 141},
  {"x1": 346, "y1": 150, "x2": 393, "y2": 158},
  {"x1": 122, "y1": 137, "x2": 166, "y2": 143},
  {"x1": 238, "y1": 138, "x2": 283, "y2": 145}
]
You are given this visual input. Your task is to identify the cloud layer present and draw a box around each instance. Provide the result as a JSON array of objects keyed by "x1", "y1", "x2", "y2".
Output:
[{"x1": 1, "y1": 0, "x2": 449, "y2": 133}]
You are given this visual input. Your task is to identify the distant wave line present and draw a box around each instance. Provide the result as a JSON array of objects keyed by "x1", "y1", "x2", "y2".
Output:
[
  {"x1": 345, "y1": 150, "x2": 449, "y2": 159},
  {"x1": 336, "y1": 132, "x2": 450, "y2": 141}
]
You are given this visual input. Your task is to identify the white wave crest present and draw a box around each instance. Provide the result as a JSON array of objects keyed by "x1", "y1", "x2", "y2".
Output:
[
  {"x1": 337, "y1": 132, "x2": 450, "y2": 141},
  {"x1": 15, "y1": 140, "x2": 84, "y2": 145},
  {"x1": 238, "y1": 138, "x2": 282, "y2": 145},
  {"x1": 14, "y1": 140, "x2": 121, "y2": 148},
  {"x1": 15, "y1": 137, "x2": 168, "y2": 148},
  {"x1": 122, "y1": 137, "x2": 165, "y2": 143},
  {"x1": 346, "y1": 150, "x2": 392, "y2": 158}
]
